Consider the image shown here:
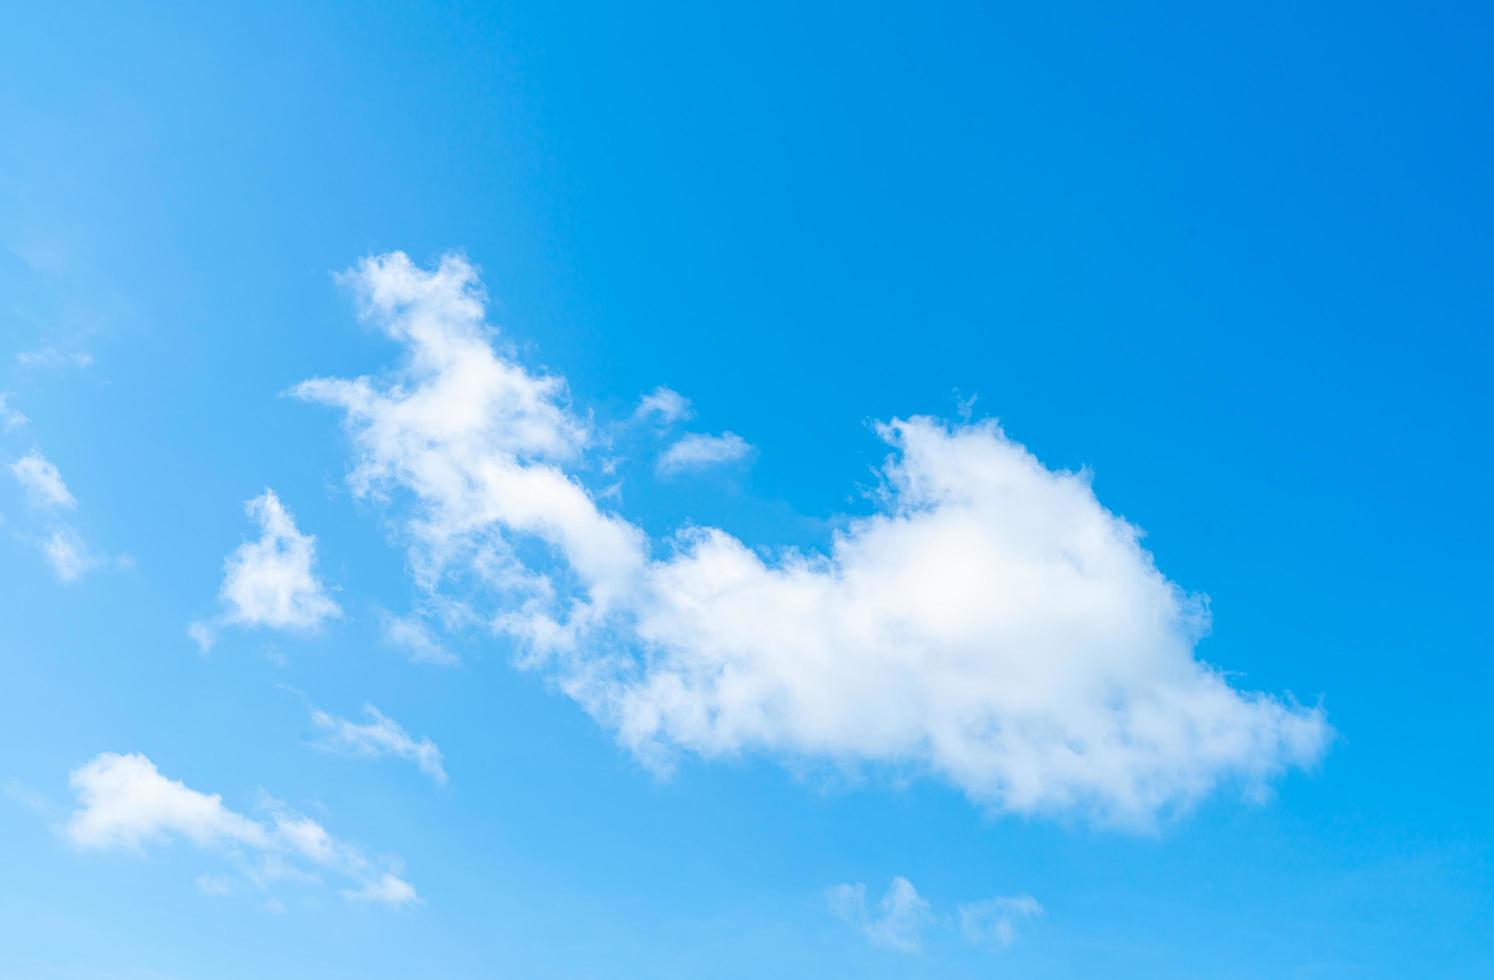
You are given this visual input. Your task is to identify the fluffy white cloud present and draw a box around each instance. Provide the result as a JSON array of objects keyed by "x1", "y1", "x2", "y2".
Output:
[
  {"x1": 66, "y1": 752, "x2": 416, "y2": 907},
  {"x1": 655, "y1": 431, "x2": 753, "y2": 475},
  {"x1": 193, "y1": 490, "x2": 340, "y2": 648},
  {"x1": 295, "y1": 251, "x2": 645, "y2": 617},
  {"x1": 311, "y1": 704, "x2": 448, "y2": 784},
  {"x1": 601, "y1": 419, "x2": 1331, "y2": 825},
  {"x1": 67, "y1": 752, "x2": 270, "y2": 851},
  {"x1": 958, "y1": 894, "x2": 1043, "y2": 948},
  {"x1": 11, "y1": 450, "x2": 75, "y2": 509},
  {"x1": 303, "y1": 251, "x2": 1330, "y2": 827},
  {"x1": 827, "y1": 877, "x2": 932, "y2": 953},
  {"x1": 634, "y1": 385, "x2": 692, "y2": 425}
]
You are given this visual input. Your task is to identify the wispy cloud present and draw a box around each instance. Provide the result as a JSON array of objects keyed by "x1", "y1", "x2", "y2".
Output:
[
  {"x1": 655, "y1": 431, "x2": 753, "y2": 475},
  {"x1": 379, "y1": 611, "x2": 457, "y2": 666},
  {"x1": 310, "y1": 704, "x2": 448, "y2": 784},
  {"x1": 0, "y1": 394, "x2": 27, "y2": 430},
  {"x1": 8, "y1": 449, "x2": 110, "y2": 582},
  {"x1": 195, "y1": 874, "x2": 233, "y2": 896},
  {"x1": 958, "y1": 895, "x2": 1044, "y2": 948},
  {"x1": 16, "y1": 347, "x2": 93, "y2": 369},
  {"x1": 827, "y1": 877, "x2": 933, "y2": 953},
  {"x1": 633, "y1": 386, "x2": 692, "y2": 426},
  {"x1": 42, "y1": 526, "x2": 96, "y2": 582},
  {"x1": 65, "y1": 752, "x2": 416, "y2": 908},
  {"x1": 829, "y1": 877, "x2": 1042, "y2": 953},
  {"x1": 12, "y1": 450, "x2": 76, "y2": 509}
]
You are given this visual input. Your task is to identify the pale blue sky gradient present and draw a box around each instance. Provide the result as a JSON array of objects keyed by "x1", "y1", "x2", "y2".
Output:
[{"x1": 1, "y1": 3, "x2": 1491, "y2": 977}]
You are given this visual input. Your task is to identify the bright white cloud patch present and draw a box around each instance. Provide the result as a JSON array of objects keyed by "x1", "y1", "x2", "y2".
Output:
[
  {"x1": 12, "y1": 450, "x2": 75, "y2": 509},
  {"x1": 294, "y1": 251, "x2": 644, "y2": 615},
  {"x1": 66, "y1": 752, "x2": 416, "y2": 907},
  {"x1": 311, "y1": 704, "x2": 448, "y2": 784},
  {"x1": 958, "y1": 894, "x2": 1044, "y2": 948},
  {"x1": 193, "y1": 490, "x2": 340, "y2": 647},
  {"x1": 656, "y1": 431, "x2": 753, "y2": 475},
  {"x1": 67, "y1": 753, "x2": 268, "y2": 851},
  {"x1": 828, "y1": 877, "x2": 933, "y2": 953},
  {"x1": 302, "y1": 251, "x2": 1331, "y2": 828}
]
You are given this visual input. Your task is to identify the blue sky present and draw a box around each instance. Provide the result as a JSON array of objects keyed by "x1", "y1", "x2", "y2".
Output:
[{"x1": 2, "y1": 2, "x2": 1491, "y2": 977}]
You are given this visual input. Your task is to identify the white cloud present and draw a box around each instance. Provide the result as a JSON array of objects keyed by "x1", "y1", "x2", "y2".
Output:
[
  {"x1": 42, "y1": 526, "x2": 96, "y2": 582},
  {"x1": 294, "y1": 251, "x2": 645, "y2": 618},
  {"x1": 958, "y1": 894, "x2": 1043, "y2": 948},
  {"x1": 0, "y1": 393, "x2": 28, "y2": 430},
  {"x1": 9, "y1": 449, "x2": 110, "y2": 582},
  {"x1": 345, "y1": 873, "x2": 419, "y2": 906},
  {"x1": 303, "y1": 251, "x2": 1330, "y2": 827},
  {"x1": 380, "y1": 611, "x2": 457, "y2": 666},
  {"x1": 65, "y1": 752, "x2": 416, "y2": 907},
  {"x1": 186, "y1": 621, "x2": 216, "y2": 652},
  {"x1": 11, "y1": 450, "x2": 75, "y2": 509},
  {"x1": 827, "y1": 877, "x2": 932, "y2": 953},
  {"x1": 16, "y1": 347, "x2": 93, "y2": 369},
  {"x1": 311, "y1": 704, "x2": 447, "y2": 784},
  {"x1": 655, "y1": 431, "x2": 753, "y2": 475},
  {"x1": 67, "y1": 753, "x2": 268, "y2": 851},
  {"x1": 634, "y1": 386, "x2": 692, "y2": 425},
  {"x1": 195, "y1": 489, "x2": 340, "y2": 644},
  {"x1": 830, "y1": 877, "x2": 1042, "y2": 953}
]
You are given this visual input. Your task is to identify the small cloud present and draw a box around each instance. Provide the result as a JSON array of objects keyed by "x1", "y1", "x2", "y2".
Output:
[
  {"x1": 9, "y1": 450, "x2": 116, "y2": 582},
  {"x1": 17, "y1": 347, "x2": 93, "y2": 369},
  {"x1": 343, "y1": 873, "x2": 419, "y2": 908},
  {"x1": 63, "y1": 752, "x2": 414, "y2": 909},
  {"x1": 310, "y1": 704, "x2": 448, "y2": 784},
  {"x1": 958, "y1": 894, "x2": 1043, "y2": 948},
  {"x1": 827, "y1": 877, "x2": 933, "y2": 954},
  {"x1": 192, "y1": 490, "x2": 340, "y2": 646},
  {"x1": 11, "y1": 451, "x2": 75, "y2": 509},
  {"x1": 42, "y1": 526, "x2": 95, "y2": 583},
  {"x1": 634, "y1": 386, "x2": 692, "y2": 426},
  {"x1": 0, "y1": 394, "x2": 27, "y2": 430},
  {"x1": 829, "y1": 877, "x2": 1041, "y2": 954},
  {"x1": 187, "y1": 621, "x2": 217, "y2": 652},
  {"x1": 656, "y1": 431, "x2": 753, "y2": 476},
  {"x1": 379, "y1": 611, "x2": 457, "y2": 666}
]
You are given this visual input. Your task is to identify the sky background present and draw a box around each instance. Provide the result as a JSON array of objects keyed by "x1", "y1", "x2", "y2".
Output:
[{"x1": 1, "y1": 2, "x2": 1492, "y2": 977}]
